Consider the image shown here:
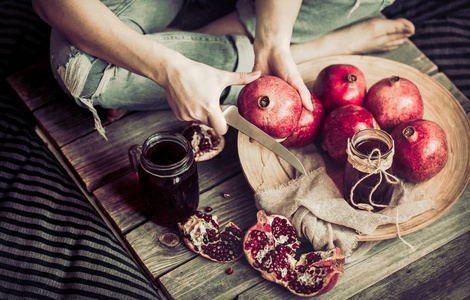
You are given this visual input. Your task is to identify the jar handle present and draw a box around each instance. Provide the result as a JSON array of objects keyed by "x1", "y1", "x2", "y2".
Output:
[{"x1": 128, "y1": 144, "x2": 142, "y2": 179}]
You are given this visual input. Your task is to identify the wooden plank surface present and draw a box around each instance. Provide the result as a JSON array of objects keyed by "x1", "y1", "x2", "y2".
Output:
[{"x1": 349, "y1": 231, "x2": 470, "y2": 299}]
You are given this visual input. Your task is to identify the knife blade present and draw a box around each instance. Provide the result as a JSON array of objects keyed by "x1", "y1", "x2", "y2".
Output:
[{"x1": 222, "y1": 105, "x2": 306, "y2": 175}]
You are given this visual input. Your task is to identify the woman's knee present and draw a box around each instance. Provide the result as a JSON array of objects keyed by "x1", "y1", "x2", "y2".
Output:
[{"x1": 103, "y1": 0, "x2": 185, "y2": 34}]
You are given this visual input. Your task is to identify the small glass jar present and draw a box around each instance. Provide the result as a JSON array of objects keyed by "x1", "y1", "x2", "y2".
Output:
[
  {"x1": 343, "y1": 129, "x2": 398, "y2": 212},
  {"x1": 129, "y1": 132, "x2": 199, "y2": 227}
]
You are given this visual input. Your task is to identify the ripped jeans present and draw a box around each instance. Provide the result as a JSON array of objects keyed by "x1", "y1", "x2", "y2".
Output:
[{"x1": 49, "y1": 0, "x2": 394, "y2": 137}]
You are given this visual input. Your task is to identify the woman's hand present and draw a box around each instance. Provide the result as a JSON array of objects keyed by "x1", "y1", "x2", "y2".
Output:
[
  {"x1": 253, "y1": 42, "x2": 313, "y2": 111},
  {"x1": 253, "y1": 0, "x2": 313, "y2": 111},
  {"x1": 161, "y1": 54, "x2": 260, "y2": 135}
]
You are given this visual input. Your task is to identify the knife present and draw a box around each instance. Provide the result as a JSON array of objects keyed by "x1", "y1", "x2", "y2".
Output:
[{"x1": 222, "y1": 105, "x2": 306, "y2": 175}]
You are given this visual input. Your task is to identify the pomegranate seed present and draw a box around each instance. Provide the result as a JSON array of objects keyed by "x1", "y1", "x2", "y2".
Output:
[
  {"x1": 223, "y1": 193, "x2": 231, "y2": 198},
  {"x1": 225, "y1": 267, "x2": 233, "y2": 275},
  {"x1": 205, "y1": 206, "x2": 213, "y2": 212}
]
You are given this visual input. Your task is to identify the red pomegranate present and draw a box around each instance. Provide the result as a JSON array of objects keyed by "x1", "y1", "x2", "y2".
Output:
[
  {"x1": 281, "y1": 92, "x2": 325, "y2": 148},
  {"x1": 238, "y1": 75, "x2": 302, "y2": 139},
  {"x1": 243, "y1": 210, "x2": 345, "y2": 297},
  {"x1": 312, "y1": 64, "x2": 366, "y2": 113},
  {"x1": 391, "y1": 119, "x2": 448, "y2": 183},
  {"x1": 178, "y1": 211, "x2": 244, "y2": 263},
  {"x1": 322, "y1": 105, "x2": 379, "y2": 166},
  {"x1": 364, "y1": 76, "x2": 424, "y2": 133}
]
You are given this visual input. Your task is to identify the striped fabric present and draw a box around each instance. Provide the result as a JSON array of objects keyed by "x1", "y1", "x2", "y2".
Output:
[
  {"x1": 0, "y1": 96, "x2": 161, "y2": 299},
  {"x1": 383, "y1": 0, "x2": 470, "y2": 100}
]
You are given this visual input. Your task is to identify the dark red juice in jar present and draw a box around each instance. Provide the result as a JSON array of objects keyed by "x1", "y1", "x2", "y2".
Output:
[
  {"x1": 138, "y1": 133, "x2": 199, "y2": 227},
  {"x1": 356, "y1": 140, "x2": 389, "y2": 155},
  {"x1": 343, "y1": 129, "x2": 395, "y2": 212}
]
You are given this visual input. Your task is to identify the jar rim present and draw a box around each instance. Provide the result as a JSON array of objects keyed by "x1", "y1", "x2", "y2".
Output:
[
  {"x1": 140, "y1": 131, "x2": 194, "y2": 176},
  {"x1": 350, "y1": 129, "x2": 394, "y2": 159}
]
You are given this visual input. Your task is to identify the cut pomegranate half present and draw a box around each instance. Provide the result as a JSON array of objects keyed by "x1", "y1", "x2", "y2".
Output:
[
  {"x1": 243, "y1": 210, "x2": 345, "y2": 297},
  {"x1": 178, "y1": 211, "x2": 244, "y2": 263}
]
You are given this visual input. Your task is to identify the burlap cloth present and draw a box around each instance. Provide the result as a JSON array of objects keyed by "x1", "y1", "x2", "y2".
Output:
[{"x1": 254, "y1": 143, "x2": 435, "y2": 260}]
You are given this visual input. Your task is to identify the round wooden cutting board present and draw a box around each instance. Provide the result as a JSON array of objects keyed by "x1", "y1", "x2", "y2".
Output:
[{"x1": 238, "y1": 55, "x2": 470, "y2": 241}]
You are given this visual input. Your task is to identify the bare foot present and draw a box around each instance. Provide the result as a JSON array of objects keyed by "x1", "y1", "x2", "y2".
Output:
[{"x1": 291, "y1": 17, "x2": 415, "y2": 63}]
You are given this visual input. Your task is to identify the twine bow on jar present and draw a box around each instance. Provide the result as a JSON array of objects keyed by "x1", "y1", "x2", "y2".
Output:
[{"x1": 346, "y1": 138, "x2": 402, "y2": 212}]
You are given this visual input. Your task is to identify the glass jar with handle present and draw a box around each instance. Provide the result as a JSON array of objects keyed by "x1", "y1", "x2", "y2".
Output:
[{"x1": 128, "y1": 132, "x2": 199, "y2": 227}]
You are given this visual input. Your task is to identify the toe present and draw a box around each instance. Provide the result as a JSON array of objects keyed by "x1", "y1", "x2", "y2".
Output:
[{"x1": 392, "y1": 18, "x2": 415, "y2": 36}]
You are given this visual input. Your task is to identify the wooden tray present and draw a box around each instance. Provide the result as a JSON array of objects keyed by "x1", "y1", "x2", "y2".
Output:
[{"x1": 238, "y1": 55, "x2": 470, "y2": 241}]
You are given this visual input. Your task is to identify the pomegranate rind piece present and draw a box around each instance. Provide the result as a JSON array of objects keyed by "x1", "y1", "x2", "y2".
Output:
[
  {"x1": 243, "y1": 210, "x2": 344, "y2": 297},
  {"x1": 182, "y1": 122, "x2": 225, "y2": 162},
  {"x1": 289, "y1": 248, "x2": 345, "y2": 297},
  {"x1": 178, "y1": 211, "x2": 244, "y2": 263}
]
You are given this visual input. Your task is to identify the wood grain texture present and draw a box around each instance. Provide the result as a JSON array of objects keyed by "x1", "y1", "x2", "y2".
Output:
[
  {"x1": 348, "y1": 231, "x2": 470, "y2": 299},
  {"x1": 239, "y1": 55, "x2": 470, "y2": 241},
  {"x1": 33, "y1": 95, "x2": 101, "y2": 147},
  {"x1": 92, "y1": 171, "x2": 146, "y2": 234},
  {"x1": 159, "y1": 255, "x2": 264, "y2": 300}
]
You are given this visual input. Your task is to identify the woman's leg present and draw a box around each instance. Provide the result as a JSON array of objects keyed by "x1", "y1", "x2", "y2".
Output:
[
  {"x1": 49, "y1": 0, "x2": 185, "y2": 128},
  {"x1": 91, "y1": 31, "x2": 253, "y2": 111},
  {"x1": 196, "y1": 0, "x2": 414, "y2": 63},
  {"x1": 49, "y1": 0, "x2": 252, "y2": 127}
]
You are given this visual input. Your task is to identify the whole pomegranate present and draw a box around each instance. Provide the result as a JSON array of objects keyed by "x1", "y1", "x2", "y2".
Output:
[
  {"x1": 391, "y1": 119, "x2": 448, "y2": 183},
  {"x1": 281, "y1": 92, "x2": 325, "y2": 148},
  {"x1": 312, "y1": 64, "x2": 366, "y2": 113},
  {"x1": 244, "y1": 210, "x2": 344, "y2": 297},
  {"x1": 364, "y1": 76, "x2": 424, "y2": 133},
  {"x1": 322, "y1": 105, "x2": 379, "y2": 166},
  {"x1": 238, "y1": 75, "x2": 302, "y2": 139},
  {"x1": 178, "y1": 211, "x2": 244, "y2": 263}
]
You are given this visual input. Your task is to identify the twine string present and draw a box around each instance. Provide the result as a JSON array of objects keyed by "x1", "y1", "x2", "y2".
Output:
[
  {"x1": 349, "y1": 147, "x2": 401, "y2": 211},
  {"x1": 396, "y1": 207, "x2": 416, "y2": 252},
  {"x1": 347, "y1": 138, "x2": 416, "y2": 252}
]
